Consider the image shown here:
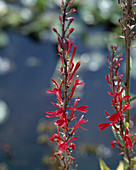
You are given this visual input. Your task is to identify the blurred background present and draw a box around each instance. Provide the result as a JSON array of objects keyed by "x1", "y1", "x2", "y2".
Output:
[{"x1": 0, "y1": 0, "x2": 136, "y2": 169}]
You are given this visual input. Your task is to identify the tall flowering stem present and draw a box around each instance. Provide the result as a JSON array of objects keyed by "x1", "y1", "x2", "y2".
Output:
[
  {"x1": 46, "y1": 0, "x2": 88, "y2": 169},
  {"x1": 99, "y1": 0, "x2": 136, "y2": 169},
  {"x1": 118, "y1": 0, "x2": 134, "y2": 123},
  {"x1": 98, "y1": 45, "x2": 136, "y2": 169}
]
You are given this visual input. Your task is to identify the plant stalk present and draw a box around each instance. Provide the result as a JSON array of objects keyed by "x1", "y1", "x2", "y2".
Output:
[
  {"x1": 124, "y1": 0, "x2": 133, "y2": 169},
  {"x1": 62, "y1": 1, "x2": 69, "y2": 169},
  {"x1": 125, "y1": 0, "x2": 132, "y2": 123}
]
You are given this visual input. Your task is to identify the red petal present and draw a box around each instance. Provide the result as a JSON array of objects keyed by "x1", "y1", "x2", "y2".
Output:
[
  {"x1": 69, "y1": 136, "x2": 79, "y2": 141},
  {"x1": 108, "y1": 92, "x2": 113, "y2": 96},
  {"x1": 110, "y1": 140, "x2": 116, "y2": 148},
  {"x1": 125, "y1": 136, "x2": 133, "y2": 148},
  {"x1": 70, "y1": 45, "x2": 77, "y2": 65},
  {"x1": 105, "y1": 110, "x2": 109, "y2": 117},
  {"x1": 69, "y1": 142, "x2": 76, "y2": 150},
  {"x1": 58, "y1": 142, "x2": 68, "y2": 151},
  {"x1": 98, "y1": 123, "x2": 111, "y2": 131},
  {"x1": 122, "y1": 95, "x2": 131, "y2": 100},
  {"x1": 51, "y1": 102, "x2": 60, "y2": 109},
  {"x1": 109, "y1": 113, "x2": 119, "y2": 123},
  {"x1": 76, "y1": 105, "x2": 88, "y2": 113},
  {"x1": 50, "y1": 133, "x2": 58, "y2": 142},
  {"x1": 52, "y1": 152, "x2": 62, "y2": 159},
  {"x1": 105, "y1": 75, "x2": 111, "y2": 85}
]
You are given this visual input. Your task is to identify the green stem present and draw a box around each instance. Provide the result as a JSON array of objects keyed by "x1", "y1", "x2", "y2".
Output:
[
  {"x1": 125, "y1": 0, "x2": 132, "y2": 124},
  {"x1": 124, "y1": 1, "x2": 133, "y2": 169}
]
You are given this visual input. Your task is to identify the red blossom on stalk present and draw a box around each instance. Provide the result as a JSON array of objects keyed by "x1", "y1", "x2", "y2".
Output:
[
  {"x1": 46, "y1": 0, "x2": 88, "y2": 168},
  {"x1": 98, "y1": 45, "x2": 136, "y2": 153}
]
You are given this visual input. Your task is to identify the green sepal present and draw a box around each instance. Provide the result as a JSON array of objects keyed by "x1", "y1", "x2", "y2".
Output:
[{"x1": 113, "y1": 53, "x2": 123, "y2": 62}]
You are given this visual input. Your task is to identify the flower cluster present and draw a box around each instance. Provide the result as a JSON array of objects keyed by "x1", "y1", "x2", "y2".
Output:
[
  {"x1": 46, "y1": 0, "x2": 88, "y2": 168},
  {"x1": 98, "y1": 45, "x2": 136, "y2": 152}
]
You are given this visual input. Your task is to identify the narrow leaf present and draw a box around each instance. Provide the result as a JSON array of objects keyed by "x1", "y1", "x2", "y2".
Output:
[
  {"x1": 99, "y1": 158, "x2": 110, "y2": 170},
  {"x1": 130, "y1": 95, "x2": 136, "y2": 102}
]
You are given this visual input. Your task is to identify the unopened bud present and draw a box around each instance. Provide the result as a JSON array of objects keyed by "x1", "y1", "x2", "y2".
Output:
[
  {"x1": 67, "y1": 28, "x2": 75, "y2": 38},
  {"x1": 110, "y1": 44, "x2": 119, "y2": 53},
  {"x1": 67, "y1": 17, "x2": 75, "y2": 29},
  {"x1": 58, "y1": 37, "x2": 61, "y2": 46},
  {"x1": 52, "y1": 28, "x2": 60, "y2": 37},
  {"x1": 59, "y1": 15, "x2": 62, "y2": 22},
  {"x1": 66, "y1": 8, "x2": 76, "y2": 17},
  {"x1": 107, "y1": 55, "x2": 110, "y2": 64}
]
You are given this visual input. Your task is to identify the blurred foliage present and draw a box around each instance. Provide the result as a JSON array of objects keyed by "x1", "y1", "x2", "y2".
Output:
[
  {"x1": 0, "y1": 163, "x2": 8, "y2": 170},
  {"x1": 37, "y1": 119, "x2": 61, "y2": 169},
  {"x1": 0, "y1": 0, "x2": 127, "y2": 48},
  {"x1": 42, "y1": 155, "x2": 61, "y2": 170},
  {"x1": 99, "y1": 158, "x2": 110, "y2": 170}
]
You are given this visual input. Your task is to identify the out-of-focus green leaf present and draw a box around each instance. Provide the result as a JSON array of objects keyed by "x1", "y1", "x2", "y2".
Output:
[
  {"x1": 99, "y1": 158, "x2": 110, "y2": 170},
  {"x1": 132, "y1": 157, "x2": 136, "y2": 167},
  {"x1": 116, "y1": 161, "x2": 124, "y2": 170},
  {"x1": 0, "y1": 31, "x2": 9, "y2": 47}
]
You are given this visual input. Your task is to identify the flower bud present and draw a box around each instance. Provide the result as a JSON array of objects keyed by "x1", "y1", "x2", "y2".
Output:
[{"x1": 67, "y1": 28, "x2": 75, "y2": 38}]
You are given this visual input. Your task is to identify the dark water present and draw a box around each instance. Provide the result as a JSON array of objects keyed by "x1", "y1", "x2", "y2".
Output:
[{"x1": 0, "y1": 31, "x2": 122, "y2": 170}]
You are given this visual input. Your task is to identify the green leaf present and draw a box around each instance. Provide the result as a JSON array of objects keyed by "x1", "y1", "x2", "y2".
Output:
[
  {"x1": 99, "y1": 159, "x2": 110, "y2": 170},
  {"x1": 112, "y1": 126, "x2": 124, "y2": 147},
  {"x1": 116, "y1": 161, "x2": 124, "y2": 170},
  {"x1": 130, "y1": 95, "x2": 136, "y2": 102}
]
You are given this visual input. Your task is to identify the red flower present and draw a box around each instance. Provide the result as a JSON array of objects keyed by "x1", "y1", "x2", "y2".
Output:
[
  {"x1": 56, "y1": 113, "x2": 68, "y2": 130},
  {"x1": 98, "y1": 122, "x2": 111, "y2": 131},
  {"x1": 50, "y1": 127, "x2": 62, "y2": 143},
  {"x1": 75, "y1": 105, "x2": 88, "y2": 113},
  {"x1": 110, "y1": 140, "x2": 122, "y2": 149},
  {"x1": 123, "y1": 129, "x2": 136, "y2": 148},
  {"x1": 124, "y1": 135, "x2": 133, "y2": 148},
  {"x1": 68, "y1": 62, "x2": 81, "y2": 82},
  {"x1": 71, "y1": 115, "x2": 88, "y2": 134},
  {"x1": 58, "y1": 142, "x2": 68, "y2": 152},
  {"x1": 46, "y1": 102, "x2": 65, "y2": 118},
  {"x1": 68, "y1": 97, "x2": 88, "y2": 120},
  {"x1": 46, "y1": 79, "x2": 63, "y2": 104},
  {"x1": 68, "y1": 79, "x2": 85, "y2": 99},
  {"x1": 109, "y1": 112, "x2": 119, "y2": 123},
  {"x1": 69, "y1": 142, "x2": 76, "y2": 150},
  {"x1": 123, "y1": 103, "x2": 132, "y2": 112},
  {"x1": 52, "y1": 152, "x2": 62, "y2": 160},
  {"x1": 58, "y1": 136, "x2": 79, "y2": 152}
]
